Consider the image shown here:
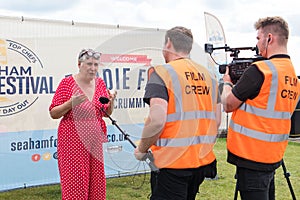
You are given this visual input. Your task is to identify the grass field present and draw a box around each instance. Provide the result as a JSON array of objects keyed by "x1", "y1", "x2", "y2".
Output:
[{"x1": 0, "y1": 138, "x2": 299, "y2": 200}]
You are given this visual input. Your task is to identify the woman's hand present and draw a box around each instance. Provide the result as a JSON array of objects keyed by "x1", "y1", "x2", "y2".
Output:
[
  {"x1": 106, "y1": 90, "x2": 117, "y2": 115},
  {"x1": 50, "y1": 91, "x2": 87, "y2": 119},
  {"x1": 108, "y1": 90, "x2": 117, "y2": 101},
  {"x1": 72, "y1": 91, "x2": 87, "y2": 107}
]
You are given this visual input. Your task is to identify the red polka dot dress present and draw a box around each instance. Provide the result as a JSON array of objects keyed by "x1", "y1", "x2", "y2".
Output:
[{"x1": 49, "y1": 76, "x2": 109, "y2": 200}]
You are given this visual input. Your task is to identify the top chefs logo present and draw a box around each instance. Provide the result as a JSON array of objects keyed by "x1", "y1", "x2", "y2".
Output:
[{"x1": 0, "y1": 39, "x2": 55, "y2": 116}]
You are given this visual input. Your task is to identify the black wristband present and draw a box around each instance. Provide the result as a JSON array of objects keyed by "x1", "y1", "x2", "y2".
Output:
[{"x1": 224, "y1": 82, "x2": 233, "y2": 88}]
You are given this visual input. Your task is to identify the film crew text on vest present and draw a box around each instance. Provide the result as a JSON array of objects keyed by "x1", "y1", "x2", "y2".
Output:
[
  {"x1": 184, "y1": 71, "x2": 210, "y2": 95},
  {"x1": 282, "y1": 76, "x2": 298, "y2": 100}
]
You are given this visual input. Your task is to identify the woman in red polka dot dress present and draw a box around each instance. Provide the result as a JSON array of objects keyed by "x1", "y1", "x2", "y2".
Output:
[{"x1": 49, "y1": 49, "x2": 116, "y2": 200}]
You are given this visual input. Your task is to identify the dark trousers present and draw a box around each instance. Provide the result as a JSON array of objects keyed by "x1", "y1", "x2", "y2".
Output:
[
  {"x1": 236, "y1": 167, "x2": 275, "y2": 200},
  {"x1": 150, "y1": 167, "x2": 206, "y2": 200}
]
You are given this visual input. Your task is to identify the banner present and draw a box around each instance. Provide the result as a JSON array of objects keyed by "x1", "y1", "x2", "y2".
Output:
[
  {"x1": 0, "y1": 16, "x2": 209, "y2": 191},
  {"x1": 204, "y1": 11, "x2": 227, "y2": 62},
  {"x1": 0, "y1": 16, "x2": 167, "y2": 191},
  {"x1": 204, "y1": 12, "x2": 230, "y2": 131}
]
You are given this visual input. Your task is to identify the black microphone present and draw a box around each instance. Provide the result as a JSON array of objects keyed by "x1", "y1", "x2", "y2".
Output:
[{"x1": 99, "y1": 96, "x2": 109, "y2": 104}]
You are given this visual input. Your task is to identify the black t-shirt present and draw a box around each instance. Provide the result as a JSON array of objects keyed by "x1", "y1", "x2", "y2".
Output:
[
  {"x1": 143, "y1": 71, "x2": 169, "y2": 105},
  {"x1": 231, "y1": 65, "x2": 264, "y2": 101}
]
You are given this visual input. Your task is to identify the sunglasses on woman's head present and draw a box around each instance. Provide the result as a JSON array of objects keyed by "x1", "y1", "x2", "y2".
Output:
[{"x1": 78, "y1": 49, "x2": 101, "y2": 60}]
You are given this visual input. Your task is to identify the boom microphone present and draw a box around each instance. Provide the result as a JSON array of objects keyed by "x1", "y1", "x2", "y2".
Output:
[
  {"x1": 98, "y1": 96, "x2": 159, "y2": 172},
  {"x1": 99, "y1": 96, "x2": 109, "y2": 104}
]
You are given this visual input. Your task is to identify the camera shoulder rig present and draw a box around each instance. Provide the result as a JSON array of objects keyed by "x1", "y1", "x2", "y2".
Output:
[{"x1": 204, "y1": 43, "x2": 266, "y2": 84}]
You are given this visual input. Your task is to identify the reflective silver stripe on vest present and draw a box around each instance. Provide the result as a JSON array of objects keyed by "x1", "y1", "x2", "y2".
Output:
[
  {"x1": 238, "y1": 60, "x2": 291, "y2": 119},
  {"x1": 163, "y1": 64, "x2": 216, "y2": 122},
  {"x1": 239, "y1": 103, "x2": 291, "y2": 119},
  {"x1": 167, "y1": 110, "x2": 216, "y2": 122},
  {"x1": 232, "y1": 60, "x2": 290, "y2": 142},
  {"x1": 230, "y1": 120, "x2": 289, "y2": 142},
  {"x1": 156, "y1": 135, "x2": 217, "y2": 147},
  {"x1": 163, "y1": 64, "x2": 183, "y2": 114}
]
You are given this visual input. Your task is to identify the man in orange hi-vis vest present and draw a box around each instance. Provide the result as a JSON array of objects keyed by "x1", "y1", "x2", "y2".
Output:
[
  {"x1": 221, "y1": 16, "x2": 300, "y2": 200},
  {"x1": 134, "y1": 26, "x2": 221, "y2": 200}
]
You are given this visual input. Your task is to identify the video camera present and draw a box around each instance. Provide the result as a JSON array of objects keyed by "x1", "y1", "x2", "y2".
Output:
[{"x1": 204, "y1": 43, "x2": 265, "y2": 84}]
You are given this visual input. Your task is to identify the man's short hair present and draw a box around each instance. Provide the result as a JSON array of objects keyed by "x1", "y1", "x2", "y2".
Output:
[
  {"x1": 165, "y1": 26, "x2": 193, "y2": 54},
  {"x1": 254, "y1": 16, "x2": 289, "y2": 44}
]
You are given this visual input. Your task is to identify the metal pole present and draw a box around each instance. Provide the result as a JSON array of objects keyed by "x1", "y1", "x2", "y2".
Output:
[{"x1": 281, "y1": 160, "x2": 297, "y2": 200}]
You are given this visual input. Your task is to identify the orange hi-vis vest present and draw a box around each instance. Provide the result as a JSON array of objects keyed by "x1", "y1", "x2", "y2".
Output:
[
  {"x1": 228, "y1": 59, "x2": 300, "y2": 164},
  {"x1": 150, "y1": 58, "x2": 218, "y2": 169}
]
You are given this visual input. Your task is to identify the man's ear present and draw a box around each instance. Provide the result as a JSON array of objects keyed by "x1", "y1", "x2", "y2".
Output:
[{"x1": 166, "y1": 37, "x2": 172, "y2": 48}]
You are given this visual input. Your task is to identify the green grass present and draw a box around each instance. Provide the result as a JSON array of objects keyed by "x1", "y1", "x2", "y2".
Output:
[{"x1": 1, "y1": 138, "x2": 299, "y2": 200}]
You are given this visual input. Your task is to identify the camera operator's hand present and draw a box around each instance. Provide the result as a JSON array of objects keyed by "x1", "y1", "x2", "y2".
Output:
[
  {"x1": 221, "y1": 66, "x2": 243, "y2": 113},
  {"x1": 222, "y1": 66, "x2": 233, "y2": 84},
  {"x1": 134, "y1": 147, "x2": 147, "y2": 161}
]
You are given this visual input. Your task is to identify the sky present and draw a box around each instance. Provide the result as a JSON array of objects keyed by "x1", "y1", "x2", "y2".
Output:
[{"x1": 0, "y1": 0, "x2": 299, "y2": 75}]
